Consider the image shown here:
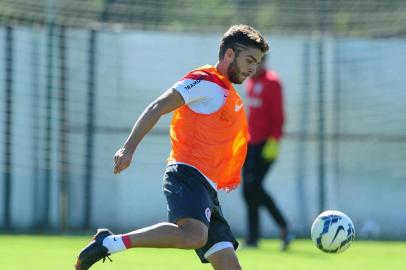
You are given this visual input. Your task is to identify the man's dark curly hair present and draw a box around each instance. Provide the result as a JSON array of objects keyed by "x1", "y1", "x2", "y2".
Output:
[{"x1": 218, "y1": 25, "x2": 269, "y2": 60}]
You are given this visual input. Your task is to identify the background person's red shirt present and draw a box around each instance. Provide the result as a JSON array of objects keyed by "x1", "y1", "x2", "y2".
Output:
[{"x1": 245, "y1": 69, "x2": 285, "y2": 144}]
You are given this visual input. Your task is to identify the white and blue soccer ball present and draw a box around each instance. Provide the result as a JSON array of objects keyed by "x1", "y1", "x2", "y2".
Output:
[{"x1": 311, "y1": 210, "x2": 355, "y2": 253}]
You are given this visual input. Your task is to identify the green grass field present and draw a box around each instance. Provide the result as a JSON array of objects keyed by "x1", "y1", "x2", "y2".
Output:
[{"x1": 1, "y1": 235, "x2": 405, "y2": 270}]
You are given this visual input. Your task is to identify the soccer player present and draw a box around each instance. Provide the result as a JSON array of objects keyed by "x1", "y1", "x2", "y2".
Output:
[
  {"x1": 75, "y1": 25, "x2": 269, "y2": 270},
  {"x1": 242, "y1": 55, "x2": 294, "y2": 250}
]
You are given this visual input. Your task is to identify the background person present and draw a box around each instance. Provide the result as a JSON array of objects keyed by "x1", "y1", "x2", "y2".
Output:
[{"x1": 242, "y1": 55, "x2": 294, "y2": 250}]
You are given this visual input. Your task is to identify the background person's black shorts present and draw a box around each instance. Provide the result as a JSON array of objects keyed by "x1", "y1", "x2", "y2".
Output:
[{"x1": 163, "y1": 164, "x2": 239, "y2": 263}]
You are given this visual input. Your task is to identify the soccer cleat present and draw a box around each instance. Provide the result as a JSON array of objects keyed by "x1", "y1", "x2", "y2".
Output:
[
  {"x1": 75, "y1": 229, "x2": 113, "y2": 270},
  {"x1": 280, "y1": 230, "x2": 295, "y2": 251}
]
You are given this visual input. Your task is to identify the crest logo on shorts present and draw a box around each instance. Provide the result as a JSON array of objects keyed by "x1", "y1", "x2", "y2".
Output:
[{"x1": 205, "y1": 208, "x2": 211, "y2": 222}]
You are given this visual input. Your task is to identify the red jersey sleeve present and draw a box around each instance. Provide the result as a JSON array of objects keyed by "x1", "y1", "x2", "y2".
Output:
[{"x1": 264, "y1": 77, "x2": 285, "y2": 140}]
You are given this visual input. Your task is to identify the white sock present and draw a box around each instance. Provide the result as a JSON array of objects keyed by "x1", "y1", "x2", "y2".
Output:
[{"x1": 102, "y1": 235, "x2": 127, "y2": 254}]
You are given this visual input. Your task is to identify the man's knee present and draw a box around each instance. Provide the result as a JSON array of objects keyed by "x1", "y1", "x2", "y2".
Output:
[
  {"x1": 182, "y1": 232, "x2": 207, "y2": 249},
  {"x1": 176, "y1": 218, "x2": 208, "y2": 249}
]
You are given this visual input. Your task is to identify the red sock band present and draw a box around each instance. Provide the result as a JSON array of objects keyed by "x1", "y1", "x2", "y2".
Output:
[{"x1": 122, "y1": 234, "x2": 132, "y2": 249}]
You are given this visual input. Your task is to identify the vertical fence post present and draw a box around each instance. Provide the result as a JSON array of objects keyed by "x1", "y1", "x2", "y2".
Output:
[
  {"x1": 317, "y1": 38, "x2": 326, "y2": 213},
  {"x1": 58, "y1": 24, "x2": 69, "y2": 230},
  {"x1": 295, "y1": 41, "x2": 311, "y2": 230},
  {"x1": 332, "y1": 38, "x2": 342, "y2": 206},
  {"x1": 3, "y1": 26, "x2": 14, "y2": 229},
  {"x1": 84, "y1": 29, "x2": 97, "y2": 229},
  {"x1": 44, "y1": 21, "x2": 55, "y2": 228},
  {"x1": 317, "y1": 0, "x2": 326, "y2": 213},
  {"x1": 31, "y1": 26, "x2": 41, "y2": 227}
]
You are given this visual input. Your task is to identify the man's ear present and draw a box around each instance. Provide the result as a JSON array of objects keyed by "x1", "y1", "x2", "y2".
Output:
[{"x1": 224, "y1": 48, "x2": 235, "y2": 62}]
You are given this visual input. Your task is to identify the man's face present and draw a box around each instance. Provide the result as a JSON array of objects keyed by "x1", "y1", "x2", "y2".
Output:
[{"x1": 227, "y1": 47, "x2": 264, "y2": 84}]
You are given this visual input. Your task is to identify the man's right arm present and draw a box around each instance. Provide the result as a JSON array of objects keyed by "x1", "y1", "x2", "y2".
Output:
[{"x1": 113, "y1": 88, "x2": 185, "y2": 174}]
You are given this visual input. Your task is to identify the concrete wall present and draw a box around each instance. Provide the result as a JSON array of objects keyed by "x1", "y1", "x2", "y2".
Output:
[{"x1": 0, "y1": 27, "x2": 405, "y2": 239}]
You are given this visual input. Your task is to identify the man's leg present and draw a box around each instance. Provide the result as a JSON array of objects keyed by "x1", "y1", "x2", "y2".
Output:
[
  {"x1": 121, "y1": 218, "x2": 208, "y2": 249},
  {"x1": 207, "y1": 247, "x2": 242, "y2": 270},
  {"x1": 253, "y1": 156, "x2": 289, "y2": 234},
  {"x1": 254, "y1": 148, "x2": 294, "y2": 250},
  {"x1": 242, "y1": 185, "x2": 260, "y2": 246},
  {"x1": 76, "y1": 163, "x2": 214, "y2": 270},
  {"x1": 75, "y1": 218, "x2": 208, "y2": 270},
  {"x1": 242, "y1": 144, "x2": 262, "y2": 246}
]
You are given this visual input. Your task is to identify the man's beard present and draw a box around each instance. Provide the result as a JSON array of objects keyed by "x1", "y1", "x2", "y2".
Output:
[{"x1": 227, "y1": 59, "x2": 244, "y2": 84}]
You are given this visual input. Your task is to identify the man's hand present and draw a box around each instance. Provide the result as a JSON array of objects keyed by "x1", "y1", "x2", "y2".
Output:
[
  {"x1": 113, "y1": 147, "x2": 133, "y2": 174},
  {"x1": 262, "y1": 137, "x2": 279, "y2": 161},
  {"x1": 112, "y1": 88, "x2": 185, "y2": 176}
]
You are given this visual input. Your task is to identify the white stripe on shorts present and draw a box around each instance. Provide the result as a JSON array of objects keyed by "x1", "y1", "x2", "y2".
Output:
[{"x1": 204, "y1": 241, "x2": 234, "y2": 258}]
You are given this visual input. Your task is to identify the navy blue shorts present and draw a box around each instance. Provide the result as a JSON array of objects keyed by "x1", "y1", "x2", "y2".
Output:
[{"x1": 163, "y1": 164, "x2": 238, "y2": 263}]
